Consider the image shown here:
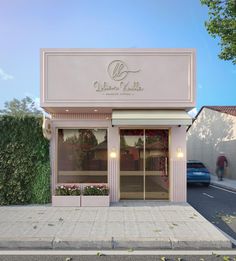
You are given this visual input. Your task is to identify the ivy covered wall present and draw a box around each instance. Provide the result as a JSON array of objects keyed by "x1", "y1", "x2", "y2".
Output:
[{"x1": 0, "y1": 116, "x2": 51, "y2": 205}]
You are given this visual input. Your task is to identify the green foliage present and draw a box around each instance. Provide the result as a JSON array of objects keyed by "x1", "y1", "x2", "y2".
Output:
[
  {"x1": 201, "y1": 0, "x2": 236, "y2": 64},
  {"x1": 0, "y1": 96, "x2": 42, "y2": 117},
  {"x1": 83, "y1": 185, "x2": 109, "y2": 195},
  {"x1": 0, "y1": 115, "x2": 50, "y2": 205},
  {"x1": 31, "y1": 162, "x2": 51, "y2": 204}
]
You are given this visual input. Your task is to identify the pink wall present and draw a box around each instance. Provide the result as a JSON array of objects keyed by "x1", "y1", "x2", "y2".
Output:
[
  {"x1": 41, "y1": 49, "x2": 196, "y2": 113},
  {"x1": 43, "y1": 49, "x2": 193, "y2": 203},
  {"x1": 169, "y1": 126, "x2": 187, "y2": 202},
  {"x1": 50, "y1": 113, "x2": 187, "y2": 202}
]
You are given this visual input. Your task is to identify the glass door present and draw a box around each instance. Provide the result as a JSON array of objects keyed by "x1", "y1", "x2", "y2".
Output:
[
  {"x1": 120, "y1": 129, "x2": 169, "y2": 200},
  {"x1": 120, "y1": 129, "x2": 144, "y2": 199},
  {"x1": 145, "y1": 130, "x2": 169, "y2": 200}
]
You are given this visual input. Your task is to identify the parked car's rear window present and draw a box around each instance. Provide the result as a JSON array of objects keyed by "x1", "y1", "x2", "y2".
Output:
[{"x1": 187, "y1": 163, "x2": 206, "y2": 169}]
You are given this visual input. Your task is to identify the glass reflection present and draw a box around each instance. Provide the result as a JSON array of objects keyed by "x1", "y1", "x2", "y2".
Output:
[
  {"x1": 120, "y1": 129, "x2": 169, "y2": 200},
  {"x1": 145, "y1": 130, "x2": 169, "y2": 199},
  {"x1": 120, "y1": 130, "x2": 144, "y2": 199},
  {"x1": 58, "y1": 129, "x2": 107, "y2": 183}
]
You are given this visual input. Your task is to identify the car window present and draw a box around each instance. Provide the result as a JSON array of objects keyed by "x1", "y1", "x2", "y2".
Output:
[{"x1": 187, "y1": 163, "x2": 206, "y2": 169}]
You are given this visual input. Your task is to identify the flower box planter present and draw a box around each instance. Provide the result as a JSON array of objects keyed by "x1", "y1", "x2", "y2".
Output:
[
  {"x1": 81, "y1": 195, "x2": 110, "y2": 207},
  {"x1": 52, "y1": 195, "x2": 81, "y2": 207}
]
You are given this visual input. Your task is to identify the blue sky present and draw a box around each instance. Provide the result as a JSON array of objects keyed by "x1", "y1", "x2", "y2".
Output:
[{"x1": 0, "y1": 0, "x2": 235, "y2": 113}]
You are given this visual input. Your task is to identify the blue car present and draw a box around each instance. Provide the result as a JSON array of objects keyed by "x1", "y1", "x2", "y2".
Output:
[{"x1": 187, "y1": 161, "x2": 211, "y2": 187}]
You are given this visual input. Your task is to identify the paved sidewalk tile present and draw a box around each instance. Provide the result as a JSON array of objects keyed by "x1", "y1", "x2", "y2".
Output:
[
  {"x1": 211, "y1": 174, "x2": 236, "y2": 192},
  {"x1": 0, "y1": 202, "x2": 232, "y2": 250}
]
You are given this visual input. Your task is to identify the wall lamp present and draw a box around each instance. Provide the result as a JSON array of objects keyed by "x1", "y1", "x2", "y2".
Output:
[
  {"x1": 176, "y1": 147, "x2": 184, "y2": 158},
  {"x1": 110, "y1": 148, "x2": 117, "y2": 159}
]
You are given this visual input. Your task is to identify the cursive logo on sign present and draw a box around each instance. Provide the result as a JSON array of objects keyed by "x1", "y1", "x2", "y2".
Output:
[{"x1": 107, "y1": 60, "x2": 140, "y2": 81}]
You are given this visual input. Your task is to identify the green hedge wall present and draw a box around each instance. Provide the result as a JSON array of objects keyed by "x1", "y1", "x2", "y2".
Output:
[{"x1": 0, "y1": 116, "x2": 51, "y2": 205}]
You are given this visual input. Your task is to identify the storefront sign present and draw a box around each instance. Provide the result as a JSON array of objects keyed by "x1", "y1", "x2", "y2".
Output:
[
  {"x1": 93, "y1": 60, "x2": 143, "y2": 96},
  {"x1": 41, "y1": 49, "x2": 196, "y2": 110},
  {"x1": 107, "y1": 60, "x2": 140, "y2": 81}
]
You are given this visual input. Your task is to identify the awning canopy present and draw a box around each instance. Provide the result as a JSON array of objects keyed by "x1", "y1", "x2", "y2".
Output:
[{"x1": 112, "y1": 110, "x2": 192, "y2": 126}]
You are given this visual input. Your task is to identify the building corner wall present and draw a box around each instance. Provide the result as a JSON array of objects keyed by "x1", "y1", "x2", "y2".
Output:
[{"x1": 187, "y1": 108, "x2": 236, "y2": 180}]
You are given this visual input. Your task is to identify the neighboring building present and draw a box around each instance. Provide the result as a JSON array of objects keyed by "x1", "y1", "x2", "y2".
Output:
[
  {"x1": 187, "y1": 106, "x2": 236, "y2": 180},
  {"x1": 40, "y1": 48, "x2": 195, "y2": 204}
]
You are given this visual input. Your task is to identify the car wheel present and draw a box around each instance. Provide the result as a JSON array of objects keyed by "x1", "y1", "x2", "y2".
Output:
[{"x1": 203, "y1": 182, "x2": 210, "y2": 187}]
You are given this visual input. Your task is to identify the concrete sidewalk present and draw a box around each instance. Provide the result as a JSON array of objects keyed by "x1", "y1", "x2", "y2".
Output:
[
  {"x1": 211, "y1": 174, "x2": 236, "y2": 192},
  {"x1": 0, "y1": 202, "x2": 232, "y2": 250}
]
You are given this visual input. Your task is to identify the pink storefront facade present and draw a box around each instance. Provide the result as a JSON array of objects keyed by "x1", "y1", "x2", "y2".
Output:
[{"x1": 40, "y1": 49, "x2": 195, "y2": 203}]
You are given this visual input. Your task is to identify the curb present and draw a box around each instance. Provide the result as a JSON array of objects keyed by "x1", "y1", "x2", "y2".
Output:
[
  {"x1": 0, "y1": 238, "x2": 53, "y2": 250},
  {"x1": 2, "y1": 250, "x2": 236, "y2": 256},
  {"x1": 210, "y1": 182, "x2": 236, "y2": 192},
  {"x1": 0, "y1": 238, "x2": 232, "y2": 250},
  {"x1": 214, "y1": 225, "x2": 236, "y2": 247}
]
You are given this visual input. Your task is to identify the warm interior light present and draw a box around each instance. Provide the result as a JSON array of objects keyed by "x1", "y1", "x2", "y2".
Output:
[
  {"x1": 65, "y1": 109, "x2": 69, "y2": 112},
  {"x1": 110, "y1": 149, "x2": 117, "y2": 159},
  {"x1": 94, "y1": 109, "x2": 98, "y2": 112},
  {"x1": 177, "y1": 147, "x2": 184, "y2": 158}
]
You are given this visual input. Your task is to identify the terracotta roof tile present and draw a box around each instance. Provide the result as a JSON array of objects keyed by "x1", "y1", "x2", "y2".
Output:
[{"x1": 205, "y1": 106, "x2": 236, "y2": 117}]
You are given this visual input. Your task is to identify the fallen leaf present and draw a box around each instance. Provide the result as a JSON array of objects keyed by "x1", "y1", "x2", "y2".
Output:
[
  {"x1": 96, "y1": 252, "x2": 105, "y2": 256},
  {"x1": 212, "y1": 252, "x2": 220, "y2": 257}
]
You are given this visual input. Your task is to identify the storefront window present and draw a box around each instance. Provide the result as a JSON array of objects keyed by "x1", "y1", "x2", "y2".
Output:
[{"x1": 57, "y1": 129, "x2": 107, "y2": 183}]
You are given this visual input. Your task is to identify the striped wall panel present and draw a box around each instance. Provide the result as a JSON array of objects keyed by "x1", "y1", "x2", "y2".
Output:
[
  {"x1": 108, "y1": 126, "x2": 120, "y2": 202},
  {"x1": 51, "y1": 113, "x2": 111, "y2": 120},
  {"x1": 171, "y1": 159, "x2": 186, "y2": 202},
  {"x1": 49, "y1": 128, "x2": 56, "y2": 195},
  {"x1": 108, "y1": 158, "x2": 119, "y2": 202}
]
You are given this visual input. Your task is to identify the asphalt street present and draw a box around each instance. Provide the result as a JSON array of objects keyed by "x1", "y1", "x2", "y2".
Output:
[{"x1": 187, "y1": 184, "x2": 236, "y2": 243}]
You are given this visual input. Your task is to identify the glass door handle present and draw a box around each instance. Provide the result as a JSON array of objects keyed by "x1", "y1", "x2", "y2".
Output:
[{"x1": 165, "y1": 157, "x2": 168, "y2": 176}]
